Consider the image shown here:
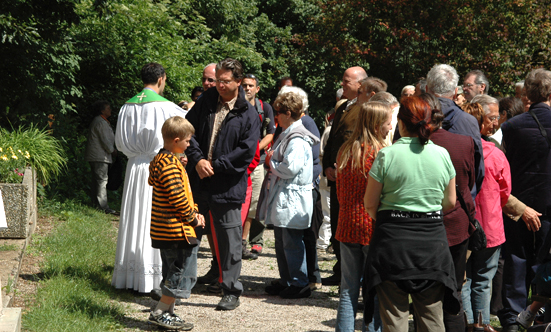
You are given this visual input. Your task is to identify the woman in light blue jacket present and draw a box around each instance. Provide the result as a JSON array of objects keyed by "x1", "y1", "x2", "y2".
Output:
[{"x1": 263, "y1": 91, "x2": 320, "y2": 299}]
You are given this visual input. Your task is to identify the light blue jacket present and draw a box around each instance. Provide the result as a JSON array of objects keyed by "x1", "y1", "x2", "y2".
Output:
[{"x1": 264, "y1": 119, "x2": 319, "y2": 229}]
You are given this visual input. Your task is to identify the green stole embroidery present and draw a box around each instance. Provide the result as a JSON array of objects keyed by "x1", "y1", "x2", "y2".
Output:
[{"x1": 126, "y1": 89, "x2": 169, "y2": 104}]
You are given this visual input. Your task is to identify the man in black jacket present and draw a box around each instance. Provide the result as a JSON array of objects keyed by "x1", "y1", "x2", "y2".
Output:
[
  {"x1": 185, "y1": 58, "x2": 260, "y2": 311},
  {"x1": 499, "y1": 68, "x2": 551, "y2": 332}
]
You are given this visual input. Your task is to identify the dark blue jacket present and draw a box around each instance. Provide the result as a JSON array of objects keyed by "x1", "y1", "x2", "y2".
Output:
[
  {"x1": 439, "y1": 97, "x2": 485, "y2": 202},
  {"x1": 301, "y1": 115, "x2": 322, "y2": 187},
  {"x1": 185, "y1": 86, "x2": 260, "y2": 204},
  {"x1": 502, "y1": 102, "x2": 551, "y2": 212}
]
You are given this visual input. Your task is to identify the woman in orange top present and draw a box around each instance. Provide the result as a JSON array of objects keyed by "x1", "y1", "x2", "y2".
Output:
[{"x1": 335, "y1": 101, "x2": 393, "y2": 331}]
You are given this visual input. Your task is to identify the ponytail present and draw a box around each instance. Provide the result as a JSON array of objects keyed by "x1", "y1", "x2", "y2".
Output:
[{"x1": 397, "y1": 97, "x2": 435, "y2": 145}]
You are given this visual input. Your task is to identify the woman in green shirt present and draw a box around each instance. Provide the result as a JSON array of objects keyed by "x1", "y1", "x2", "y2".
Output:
[{"x1": 363, "y1": 96, "x2": 458, "y2": 332}]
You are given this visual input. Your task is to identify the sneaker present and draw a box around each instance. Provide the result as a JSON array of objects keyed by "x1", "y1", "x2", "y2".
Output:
[
  {"x1": 197, "y1": 261, "x2": 219, "y2": 284},
  {"x1": 251, "y1": 244, "x2": 263, "y2": 254},
  {"x1": 149, "y1": 311, "x2": 193, "y2": 330},
  {"x1": 279, "y1": 285, "x2": 312, "y2": 299},
  {"x1": 216, "y1": 295, "x2": 240, "y2": 310},
  {"x1": 207, "y1": 282, "x2": 223, "y2": 294},
  {"x1": 517, "y1": 306, "x2": 536, "y2": 328},
  {"x1": 265, "y1": 282, "x2": 287, "y2": 295},
  {"x1": 168, "y1": 313, "x2": 193, "y2": 330},
  {"x1": 242, "y1": 248, "x2": 258, "y2": 260},
  {"x1": 242, "y1": 240, "x2": 258, "y2": 260}
]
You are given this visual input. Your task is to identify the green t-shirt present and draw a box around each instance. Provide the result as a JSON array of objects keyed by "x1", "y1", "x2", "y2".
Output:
[{"x1": 369, "y1": 137, "x2": 456, "y2": 213}]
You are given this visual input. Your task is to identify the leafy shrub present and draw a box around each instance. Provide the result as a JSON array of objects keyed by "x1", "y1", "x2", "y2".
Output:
[{"x1": 0, "y1": 125, "x2": 67, "y2": 184}]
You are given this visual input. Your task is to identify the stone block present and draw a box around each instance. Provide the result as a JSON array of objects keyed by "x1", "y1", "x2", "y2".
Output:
[
  {"x1": 0, "y1": 308, "x2": 21, "y2": 332},
  {"x1": 0, "y1": 168, "x2": 36, "y2": 239}
]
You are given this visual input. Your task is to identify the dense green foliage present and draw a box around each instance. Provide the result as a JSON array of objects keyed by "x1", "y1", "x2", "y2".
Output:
[
  {"x1": 2, "y1": 0, "x2": 551, "y2": 200},
  {"x1": 301, "y1": 0, "x2": 551, "y2": 96}
]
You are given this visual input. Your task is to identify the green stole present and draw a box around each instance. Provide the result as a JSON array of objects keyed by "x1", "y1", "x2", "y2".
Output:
[{"x1": 126, "y1": 89, "x2": 169, "y2": 104}]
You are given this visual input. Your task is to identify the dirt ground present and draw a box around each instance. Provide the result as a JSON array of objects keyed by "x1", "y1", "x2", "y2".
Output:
[{"x1": 7, "y1": 215, "x2": 372, "y2": 331}]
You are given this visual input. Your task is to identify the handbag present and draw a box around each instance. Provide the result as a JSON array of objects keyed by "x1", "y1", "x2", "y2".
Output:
[{"x1": 456, "y1": 185, "x2": 487, "y2": 251}]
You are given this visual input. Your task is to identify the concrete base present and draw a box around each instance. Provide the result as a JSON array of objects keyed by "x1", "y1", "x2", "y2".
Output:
[
  {"x1": 0, "y1": 167, "x2": 37, "y2": 239},
  {"x1": 0, "y1": 308, "x2": 21, "y2": 332}
]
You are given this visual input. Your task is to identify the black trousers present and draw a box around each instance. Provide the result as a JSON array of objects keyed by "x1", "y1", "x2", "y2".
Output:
[{"x1": 329, "y1": 185, "x2": 341, "y2": 276}]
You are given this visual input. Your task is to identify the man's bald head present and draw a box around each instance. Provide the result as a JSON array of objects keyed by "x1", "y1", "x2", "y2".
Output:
[
  {"x1": 202, "y1": 63, "x2": 217, "y2": 90},
  {"x1": 341, "y1": 66, "x2": 367, "y2": 100}
]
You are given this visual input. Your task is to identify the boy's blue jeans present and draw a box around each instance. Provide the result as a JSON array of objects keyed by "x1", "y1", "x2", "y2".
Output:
[{"x1": 160, "y1": 246, "x2": 198, "y2": 299}]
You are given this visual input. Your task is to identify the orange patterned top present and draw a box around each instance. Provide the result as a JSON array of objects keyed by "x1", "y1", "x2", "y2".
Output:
[{"x1": 335, "y1": 147, "x2": 375, "y2": 245}]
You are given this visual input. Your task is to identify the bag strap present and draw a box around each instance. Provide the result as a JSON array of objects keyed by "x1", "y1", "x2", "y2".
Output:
[
  {"x1": 529, "y1": 110, "x2": 551, "y2": 149},
  {"x1": 456, "y1": 185, "x2": 475, "y2": 226},
  {"x1": 255, "y1": 98, "x2": 264, "y2": 120}
]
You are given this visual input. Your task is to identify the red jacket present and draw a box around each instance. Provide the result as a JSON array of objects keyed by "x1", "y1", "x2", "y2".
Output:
[{"x1": 475, "y1": 139, "x2": 511, "y2": 248}]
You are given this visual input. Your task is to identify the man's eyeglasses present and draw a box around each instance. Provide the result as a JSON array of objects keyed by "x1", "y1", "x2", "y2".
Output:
[
  {"x1": 216, "y1": 79, "x2": 234, "y2": 85},
  {"x1": 488, "y1": 115, "x2": 499, "y2": 122},
  {"x1": 202, "y1": 77, "x2": 215, "y2": 83},
  {"x1": 463, "y1": 83, "x2": 479, "y2": 89}
]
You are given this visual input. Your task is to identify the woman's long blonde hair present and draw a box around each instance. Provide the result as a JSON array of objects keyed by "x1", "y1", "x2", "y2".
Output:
[{"x1": 337, "y1": 101, "x2": 391, "y2": 177}]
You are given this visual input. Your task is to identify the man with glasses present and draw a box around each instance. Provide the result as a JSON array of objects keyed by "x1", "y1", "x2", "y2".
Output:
[
  {"x1": 201, "y1": 63, "x2": 217, "y2": 91},
  {"x1": 241, "y1": 73, "x2": 275, "y2": 259},
  {"x1": 463, "y1": 70, "x2": 490, "y2": 102},
  {"x1": 185, "y1": 58, "x2": 260, "y2": 311}
]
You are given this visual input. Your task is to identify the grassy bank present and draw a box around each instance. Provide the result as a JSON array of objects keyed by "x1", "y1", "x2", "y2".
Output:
[{"x1": 22, "y1": 199, "x2": 129, "y2": 332}]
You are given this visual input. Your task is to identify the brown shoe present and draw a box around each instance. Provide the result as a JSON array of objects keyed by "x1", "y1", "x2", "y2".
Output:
[{"x1": 473, "y1": 324, "x2": 497, "y2": 332}]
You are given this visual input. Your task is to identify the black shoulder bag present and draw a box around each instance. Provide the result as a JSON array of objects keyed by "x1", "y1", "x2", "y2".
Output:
[{"x1": 456, "y1": 185, "x2": 487, "y2": 251}]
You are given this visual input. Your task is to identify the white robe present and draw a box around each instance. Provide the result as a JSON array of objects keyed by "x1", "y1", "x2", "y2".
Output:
[{"x1": 112, "y1": 95, "x2": 184, "y2": 293}]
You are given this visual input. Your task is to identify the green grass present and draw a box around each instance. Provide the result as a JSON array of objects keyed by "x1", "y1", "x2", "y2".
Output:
[
  {"x1": 0, "y1": 243, "x2": 18, "y2": 251},
  {"x1": 22, "y1": 199, "x2": 130, "y2": 332}
]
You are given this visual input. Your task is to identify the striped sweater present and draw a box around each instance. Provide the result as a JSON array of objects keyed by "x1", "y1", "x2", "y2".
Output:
[{"x1": 148, "y1": 149, "x2": 199, "y2": 249}]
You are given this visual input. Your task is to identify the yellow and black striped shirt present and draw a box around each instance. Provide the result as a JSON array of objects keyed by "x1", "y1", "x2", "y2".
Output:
[{"x1": 148, "y1": 149, "x2": 199, "y2": 249}]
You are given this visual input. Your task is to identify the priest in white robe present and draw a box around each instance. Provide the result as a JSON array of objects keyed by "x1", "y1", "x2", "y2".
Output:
[{"x1": 112, "y1": 63, "x2": 184, "y2": 293}]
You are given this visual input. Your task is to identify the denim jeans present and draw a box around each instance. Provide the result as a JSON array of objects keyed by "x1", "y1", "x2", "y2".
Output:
[
  {"x1": 274, "y1": 226, "x2": 308, "y2": 287},
  {"x1": 462, "y1": 245, "x2": 501, "y2": 324},
  {"x1": 336, "y1": 242, "x2": 382, "y2": 332},
  {"x1": 159, "y1": 246, "x2": 198, "y2": 299}
]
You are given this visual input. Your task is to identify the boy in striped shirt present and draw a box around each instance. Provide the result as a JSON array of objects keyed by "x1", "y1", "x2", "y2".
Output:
[{"x1": 148, "y1": 116, "x2": 205, "y2": 330}]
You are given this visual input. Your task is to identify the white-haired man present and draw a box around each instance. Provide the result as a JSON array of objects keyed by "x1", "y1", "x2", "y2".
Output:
[
  {"x1": 427, "y1": 64, "x2": 484, "y2": 197},
  {"x1": 426, "y1": 63, "x2": 485, "y2": 332}
]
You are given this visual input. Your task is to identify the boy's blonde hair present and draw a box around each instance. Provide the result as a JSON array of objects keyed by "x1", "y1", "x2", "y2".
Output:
[{"x1": 161, "y1": 116, "x2": 195, "y2": 140}]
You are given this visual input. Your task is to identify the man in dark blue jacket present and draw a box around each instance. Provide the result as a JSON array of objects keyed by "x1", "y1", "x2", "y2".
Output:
[
  {"x1": 498, "y1": 68, "x2": 551, "y2": 332},
  {"x1": 426, "y1": 64, "x2": 485, "y2": 202},
  {"x1": 185, "y1": 58, "x2": 260, "y2": 311}
]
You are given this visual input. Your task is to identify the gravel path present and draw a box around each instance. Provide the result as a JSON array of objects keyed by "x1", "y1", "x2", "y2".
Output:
[{"x1": 119, "y1": 229, "x2": 363, "y2": 332}]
